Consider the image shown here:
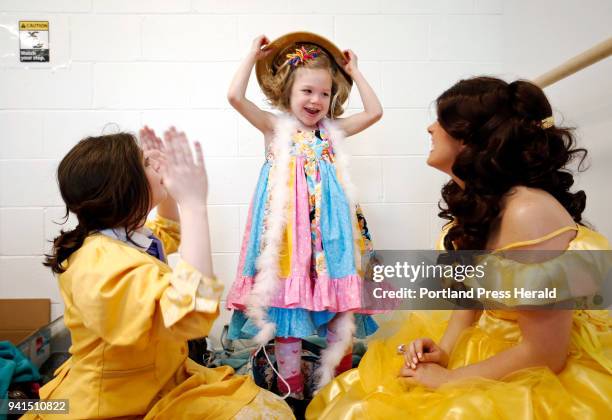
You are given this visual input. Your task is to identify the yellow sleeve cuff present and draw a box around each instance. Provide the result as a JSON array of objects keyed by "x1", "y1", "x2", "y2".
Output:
[
  {"x1": 155, "y1": 214, "x2": 180, "y2": 232},
  {"x1": 146, "y1": 215, "x2": 181, "y2": 256},
  {"x1": 145, "y1": 214, "x2": 180, "y2": 233},
  {"x1": 160, "y1": 259, "x2": 223, "y2": 328}
]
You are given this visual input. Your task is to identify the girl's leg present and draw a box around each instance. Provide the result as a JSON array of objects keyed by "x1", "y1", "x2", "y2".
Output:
[
  {"x1": 274, "y1": 337, "x2": 304, "y2": 398},
  {"x1": 326, "y1": 316, "x2": 353, "y2": 376}
]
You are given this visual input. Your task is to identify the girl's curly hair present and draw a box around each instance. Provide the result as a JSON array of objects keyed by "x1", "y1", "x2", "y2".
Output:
[
  {"x1": 436, "y1": 77, "x2": 588, "y2": 250},
  {"x1": 260, "y1": 43, "x2": 350, "y2": 118}
]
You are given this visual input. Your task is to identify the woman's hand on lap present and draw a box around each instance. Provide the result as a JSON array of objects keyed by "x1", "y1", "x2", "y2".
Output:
[
  {"x1": 403, "y1": 337, "x2": 449, "y2": 369},
  {"x1": 399, "y1": 362, "x2": 454, "y2": 389}
]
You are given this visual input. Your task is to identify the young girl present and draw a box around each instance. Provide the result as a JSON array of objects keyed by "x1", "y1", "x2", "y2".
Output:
[
  {"x1": 29, "y1": 128, "x2": 292, "y2": 419},
  {"x1": 225, "y1": 32, "x2": 383, "y2": 397}
]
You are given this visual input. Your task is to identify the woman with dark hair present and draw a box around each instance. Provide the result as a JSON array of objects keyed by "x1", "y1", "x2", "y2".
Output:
[
  {"x1": 307, "y1": 77, "x2": 612, "y2": 419},
  {"x1": 25, "y1": 128, "x2": 293, "y2": 419}
]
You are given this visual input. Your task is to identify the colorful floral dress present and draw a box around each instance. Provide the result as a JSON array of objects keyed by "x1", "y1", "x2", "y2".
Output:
[{"x1": 226, "y1": 122, "x2": 378, "y2": 339}]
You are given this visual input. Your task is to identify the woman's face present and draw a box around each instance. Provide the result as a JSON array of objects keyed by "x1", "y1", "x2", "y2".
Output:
[
  {"x1": 426, "y1": 120, "x2": 465, "y2": 176},
  {"x1": 143, "y1": 151, "x2": 167, "y2": 209}
]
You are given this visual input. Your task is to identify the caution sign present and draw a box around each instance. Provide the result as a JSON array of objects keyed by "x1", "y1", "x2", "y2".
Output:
[{"x1": 19, "y1": 21, "x2": 50, "y2": 62}]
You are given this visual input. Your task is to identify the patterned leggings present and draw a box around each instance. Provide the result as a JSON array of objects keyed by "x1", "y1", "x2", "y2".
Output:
[{"x1": 274, "y1": 319, "x2": 353, "y2": 397}]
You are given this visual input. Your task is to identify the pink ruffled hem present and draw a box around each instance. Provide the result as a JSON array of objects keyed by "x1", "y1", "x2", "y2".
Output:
[{"x1": 226, "y1": 273, "x2": 379, "y2": 314}]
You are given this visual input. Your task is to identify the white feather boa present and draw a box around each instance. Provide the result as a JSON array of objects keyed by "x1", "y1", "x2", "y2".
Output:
[
  {"x1": 316, "y1": 119, "x2": 359, "y2": 390},
  {"x1": 316, "y1": 311, "x2": 356, "y2": 390},
  {"x1": 245, "y1": 115, "x2": 294, "y2": 345},
  {"x1": 245, "y1": 116, "x2": 359, "y2": 390}
]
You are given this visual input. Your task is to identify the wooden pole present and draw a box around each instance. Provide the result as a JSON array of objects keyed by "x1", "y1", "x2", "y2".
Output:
[{"x1": 533, "y1": 36, "x2": 612, "y2": 88}]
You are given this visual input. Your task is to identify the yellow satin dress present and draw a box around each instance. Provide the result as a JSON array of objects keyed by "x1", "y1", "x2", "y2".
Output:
[
  {"x1": 307, "y1": 225, "x2": 612, "y2": 419},
  {"x1": 22, "y1": 216, "x2": 293, "y2": 419}
]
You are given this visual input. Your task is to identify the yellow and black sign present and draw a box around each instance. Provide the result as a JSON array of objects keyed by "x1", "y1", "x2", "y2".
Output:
[
  {"x1": 20, "y1": 21, "x2": 49, "y2": 30},
  {"x1": 19, "y1": 20, "x2": 50, "y2": 63}
]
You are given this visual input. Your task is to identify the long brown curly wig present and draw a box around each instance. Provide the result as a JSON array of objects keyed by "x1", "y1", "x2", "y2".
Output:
[{"x1": 436, "y1": 77, "x2": 588, "y2": 250}]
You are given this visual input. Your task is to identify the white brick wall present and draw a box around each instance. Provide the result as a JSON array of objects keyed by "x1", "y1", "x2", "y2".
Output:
[
  {"x1": 1, "y1": 1, "x2": 91, "y2": 13},
  {"x1": 71, "y1": 15, "x2": 142, "y2": 61},
  {"x1": 1, "y1": 1, "x2": 609, "y2": 345},
  {"x1": 335, "y1": 16, "x2": 429, "y2": 61},
  {"x1": 142, "y1": 110, "x2": 239, "y2": 156},
  {"x1": 92, "y1": 0, "x2": 191, "y2": 14},
  {"x1": 43, "y1": 111, "x2": 141, "y2": 159},
  {"x1": 0, "y1": 208, "x2": 44, "y2": 255},
  {"x1": 143, "y1": 15, "x2": 239, "y2": 61},
  {"x1": 0, "y1": 112, "x2": 45, "y2": 159},
  {"x1": 0, "y1": 64, "x2": 92, "y2": 108}
]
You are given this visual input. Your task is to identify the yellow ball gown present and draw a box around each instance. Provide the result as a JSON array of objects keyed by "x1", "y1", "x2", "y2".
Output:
[{"x1": 307, "y1": 225, "x2": 612, "y2": 419}]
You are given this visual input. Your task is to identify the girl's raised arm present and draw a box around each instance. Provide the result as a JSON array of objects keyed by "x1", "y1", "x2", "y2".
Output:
[
  {"x1": 336, "y1": 50, "x2": 383, "y2": 137},
  {"x1": 161, "y1": 128, "x2": 213, "y2": 278},
  {"x1": 140, "y1": 126, "x2": 180, "y2": 222},
  {"x1": 227, "y1": 35, "x2": 277, "y2": 136}
]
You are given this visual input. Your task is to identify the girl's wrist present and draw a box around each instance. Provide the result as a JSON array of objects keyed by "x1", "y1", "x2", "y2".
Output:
[
  {"x1": 179, "y1": 202, "x2": 208, "y2": 215},
  {"x1": 349, "y1": 68, "x2": 363, "y2": 79}
]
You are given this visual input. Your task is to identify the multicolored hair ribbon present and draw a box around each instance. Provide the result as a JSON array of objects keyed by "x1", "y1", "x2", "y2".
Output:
[{"x1": 286, "y1": 46, "x2": 320, "y2": 67}]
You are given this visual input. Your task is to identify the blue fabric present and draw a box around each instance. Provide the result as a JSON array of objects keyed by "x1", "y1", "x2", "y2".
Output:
[
  {"x1": 319, "y1": 161, "x2": 357, "y2": 279},
  {"x1": 0, "y1": 358, "x2": 13, "y2": 402},
  {"x1": 0, "y1": 341, "x2": 40, "y2": 384},
  {"x1": 0, "y1": 341, "x2": 41, "y2": 416},
  {"x1": 228, "y1": 309, "x2": 378, "y2": 340},
  {"x1": 313, "y1": 312, "x2": 378, "y2": 339},
  {"x1": 146, "y1": 234, "x2": 165, "y2": 262},
  {"x1": 242, "y1": 163, "x2": 271, "y2": 277},
  {"x1": 354, "y1": 314, "x2": 379, "y2": 338}
]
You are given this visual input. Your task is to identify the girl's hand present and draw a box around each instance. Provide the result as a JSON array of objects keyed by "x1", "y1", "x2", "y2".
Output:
[
  {"x1": 401, "y1": 337, "x2": 449, "y2": 369},
  {"x1": 160, "y1": 127, "x2": 208, "y2": 208},
  {"x1": 250, "y1": 35, "x2": 272, "y2": 60},
  {"x1": 399, "y1": 363, "x2": 454, "y2": 389},
  {"x1": 140, "y1": 125, "x2": 164, "y2": 153},
  {"x1": 342, "y1": 49, "x2": 359, "y2": 76}
]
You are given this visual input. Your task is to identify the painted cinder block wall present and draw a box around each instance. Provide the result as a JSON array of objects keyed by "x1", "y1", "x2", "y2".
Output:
[{"x1": 1, "y1": 0, "x2": 610, "y2": 346}]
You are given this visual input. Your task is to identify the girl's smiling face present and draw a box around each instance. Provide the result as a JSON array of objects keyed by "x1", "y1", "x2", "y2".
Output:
[{"x1": 289, "y1": 67, "x2": 332, "y2": 128}]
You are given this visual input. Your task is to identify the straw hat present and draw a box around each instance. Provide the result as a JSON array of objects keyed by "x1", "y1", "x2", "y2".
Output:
[{"x1": 255, "y1": 31, "x2": 353, "y2": 94}]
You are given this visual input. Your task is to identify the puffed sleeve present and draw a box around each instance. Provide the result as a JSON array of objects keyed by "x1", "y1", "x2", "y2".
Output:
[
  {"x1": 146, "y1": 215, "x2": 181, "y2": 255},
  {"x1": 159, "y1": 259, "x2": 224, "y2": 327},
  {"x1": 460, "y1": 251, "x2": 612, "y2": 308},
  {"x1": 70, "y1": 237, "x2": 223, "y2": 346}
]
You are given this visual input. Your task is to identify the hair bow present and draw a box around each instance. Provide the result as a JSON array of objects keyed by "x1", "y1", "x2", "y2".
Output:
[{"x1": 286, "y1": 46, "x2": 320, "y2": 67}]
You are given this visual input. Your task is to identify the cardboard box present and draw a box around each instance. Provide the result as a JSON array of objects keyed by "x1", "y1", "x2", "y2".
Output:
[
  {"x1": 0, "y1": 299, "x2": 52, "y2": 368},
  {"x1": 0, "y1": 298, "x2": 50, "y2": 345}
]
